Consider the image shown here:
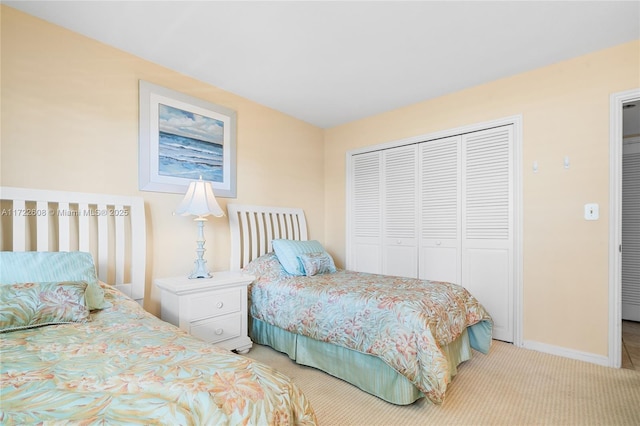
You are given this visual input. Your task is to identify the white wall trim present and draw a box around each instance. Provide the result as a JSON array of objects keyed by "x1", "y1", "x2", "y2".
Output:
[
  {"x1": 522, "y1": 340, "x2": 610, "y2": 367},
  {"x1": 345, "y1": 115, "x2": 523, "y2": 347},
  {"x1": 609, "y1": 88, "x2": 640, "y2": 368}
]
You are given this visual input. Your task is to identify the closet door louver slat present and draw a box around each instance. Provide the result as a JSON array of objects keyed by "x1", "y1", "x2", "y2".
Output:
[
  {"x1": 353, "y1": 153, "x2": 381, "y2": 239},
  {"x1": 421, "y1": 138, "x2": 459, "y2": 240},
  {"x1": 464, "y1": 131, "x2": 511, "y2": 240}
]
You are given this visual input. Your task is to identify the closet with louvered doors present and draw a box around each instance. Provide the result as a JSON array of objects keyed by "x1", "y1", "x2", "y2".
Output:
[{"x1": 348, "y1": 124, "x2": 515, "y2": 342}]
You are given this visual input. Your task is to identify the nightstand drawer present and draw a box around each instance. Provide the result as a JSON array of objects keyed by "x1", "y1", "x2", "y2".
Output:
[
  {"x1": 190, "y1": 313, "x2": 242, "y2": 345},
  {"x1": 188, "y1": 289, "x2": 242, "y2": 320}
]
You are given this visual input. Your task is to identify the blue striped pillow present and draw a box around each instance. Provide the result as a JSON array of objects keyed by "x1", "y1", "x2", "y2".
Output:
[
  {"x1": 0, "y1": 252, "x2": 105, "y2": 310},
  {"x1": 271, "y1": 239, "x2": 327, "y2": 276}
]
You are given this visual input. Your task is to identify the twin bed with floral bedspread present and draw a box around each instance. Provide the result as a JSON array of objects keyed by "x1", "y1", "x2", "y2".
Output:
[
  {"x1": 229, "y1": 204, "x2": 493, "y2": 406},
  {"x1": 0, "y1": 187, "x2": 316, "y2": 425},
  {"x1": 244, "y1": 251, "x2": 492, "y2": 405}
]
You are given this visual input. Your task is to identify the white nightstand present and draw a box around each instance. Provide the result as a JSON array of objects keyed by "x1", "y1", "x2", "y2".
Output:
[{"x1": 155, "y1": 271, "x2": 255, "y2": 353}]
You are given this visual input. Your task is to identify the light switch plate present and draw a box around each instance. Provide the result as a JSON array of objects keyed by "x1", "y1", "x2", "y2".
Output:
[{"x1": 584, "y1": 203, "x2": 599, "y2": 220}]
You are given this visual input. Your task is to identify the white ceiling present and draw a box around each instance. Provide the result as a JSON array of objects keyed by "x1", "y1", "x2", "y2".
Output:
[{"x1": 5, "y1": 1, "x2": 640, "y2": 129}]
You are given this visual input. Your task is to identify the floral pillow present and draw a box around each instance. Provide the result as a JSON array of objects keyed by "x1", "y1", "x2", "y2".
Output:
[
  {"x1": 298, "y1": 251, "x2": 337, "y2": 276},
  {"x1": 243, "y1": 252, "x2": 286, "y2": 283},
  {"x1": 0, "y1": 281, "x2": 90, "y2": 332}
]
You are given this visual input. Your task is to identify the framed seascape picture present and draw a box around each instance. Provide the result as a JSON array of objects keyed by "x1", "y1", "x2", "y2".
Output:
[{"x1": 138, "y1": 80, "x2": 237, "y2": 197}]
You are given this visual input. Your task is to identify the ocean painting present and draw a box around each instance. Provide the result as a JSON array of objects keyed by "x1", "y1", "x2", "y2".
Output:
[{"x1": 157, "y1": 104, "x2": 224, "y2": 182}]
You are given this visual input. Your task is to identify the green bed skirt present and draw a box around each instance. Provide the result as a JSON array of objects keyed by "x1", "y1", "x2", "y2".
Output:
[{"x1": 250, "y1": 317, "x2": 479, "y2": 405}]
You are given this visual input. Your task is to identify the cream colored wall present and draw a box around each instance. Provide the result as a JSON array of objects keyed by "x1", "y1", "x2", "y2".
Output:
[
  {"x1": 324, "y1": 40, "x2": 640, "y2": 357},
  {"x1": 0, "y1": 6, "x2": 325, "y2": 315}
]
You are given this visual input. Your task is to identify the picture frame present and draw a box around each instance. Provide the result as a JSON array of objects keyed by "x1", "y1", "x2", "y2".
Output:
[{"x1": 138, "y1": 80, "x2": 237, "y2": 198}]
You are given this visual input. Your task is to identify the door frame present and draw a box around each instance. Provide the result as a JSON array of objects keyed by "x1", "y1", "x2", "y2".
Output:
[{"x1": 609, "y1": 88, "x2": 640, "y2": 368}]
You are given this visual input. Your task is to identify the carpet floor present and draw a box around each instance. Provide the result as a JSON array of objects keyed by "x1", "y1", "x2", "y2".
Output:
[{"x1": 245, "y1": 340, "x2": 640, "y2": 425}]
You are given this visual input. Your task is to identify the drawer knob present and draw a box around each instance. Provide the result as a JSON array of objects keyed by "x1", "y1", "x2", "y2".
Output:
[
  {"x1": 216, "y1": 301, "x2": 224, "y2": 309},
  {"x1": 215, "y1": 328, "x2": 224, "y2": 335}
]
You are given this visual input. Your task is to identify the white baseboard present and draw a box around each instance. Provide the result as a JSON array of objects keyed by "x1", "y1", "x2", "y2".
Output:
[{"x1": 521, "y1": 340, "x2": 610, "y2": 367}]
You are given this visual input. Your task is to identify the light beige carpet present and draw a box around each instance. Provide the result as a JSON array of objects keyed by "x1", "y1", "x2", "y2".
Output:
[{"x1": 245, "y1": 340, "x2": 640, "y2": 425}]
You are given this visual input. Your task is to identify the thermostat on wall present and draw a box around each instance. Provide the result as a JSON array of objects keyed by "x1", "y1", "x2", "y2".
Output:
[{"x1": 584, "y1": 203, "x2": 599, "y2": 220}]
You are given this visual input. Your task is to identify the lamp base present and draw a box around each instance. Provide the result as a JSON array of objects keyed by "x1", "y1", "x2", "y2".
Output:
[
  {"x1": 188, "y1": 217, "x2": 212, "y2": 279},
  {"x1": 189, "y1": 258, "x2": 212, "y2": 279}
]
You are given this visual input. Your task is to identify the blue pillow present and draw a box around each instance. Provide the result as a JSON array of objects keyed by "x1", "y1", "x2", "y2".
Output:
[
  {"x1": 271, "y1": 239, "x2": 329, "y2": 276},
  {"x1": 0, "y1": 251, "x2": 105, "y2": 310}
]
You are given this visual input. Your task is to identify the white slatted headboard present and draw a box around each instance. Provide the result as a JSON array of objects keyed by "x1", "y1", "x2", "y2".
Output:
[
  {"x1": 0, "y1": 187, "x2": 146, "y2": 305},
  {"x1": 228, "y1": 204, "x2": 307, "y2": 270}
]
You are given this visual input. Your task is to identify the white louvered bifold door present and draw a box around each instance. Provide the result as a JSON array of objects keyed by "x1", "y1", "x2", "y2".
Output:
[
  {"x1": 350, "y1": 151, "x2": 383, "y2": 274},
  {"x1": 383, "y1": 145, "x2": 419, "y2": 278},
  {"x1": 418, "y1": 136, "x2": 461, "y2": 283},
  {"x1": 462, "y1": 125, "x2": 514, "y2": 342},
  {"x1": 622, "y1": 137, "x2": 640, "y2": 322}
]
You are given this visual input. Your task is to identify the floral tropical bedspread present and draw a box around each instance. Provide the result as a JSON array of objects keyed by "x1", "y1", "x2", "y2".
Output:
[
  {"x1": 246, "y1": 253, "x2": 493, "y2": 404},
  {"x1": 0, "y1": 284, "x2": 316, "y2": 425}
]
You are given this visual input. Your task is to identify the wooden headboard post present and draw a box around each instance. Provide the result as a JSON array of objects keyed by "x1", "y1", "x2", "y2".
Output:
[
  {"x1": 0, "y1": 187, "x2": 146, "y2": 305},
  {"x1": 228, "y1": 204, "x2": 307, "y2": 270}
]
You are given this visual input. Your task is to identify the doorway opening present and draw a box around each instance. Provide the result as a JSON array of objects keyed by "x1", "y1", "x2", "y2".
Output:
[{"x1": 610, "y1": 89, "x2": 640, "y2": 369}]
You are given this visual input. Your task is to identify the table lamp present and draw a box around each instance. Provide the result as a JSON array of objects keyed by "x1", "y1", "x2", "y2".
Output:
[{"x1": 175, "y1": 176, "x2": 224, "y2": 278}]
